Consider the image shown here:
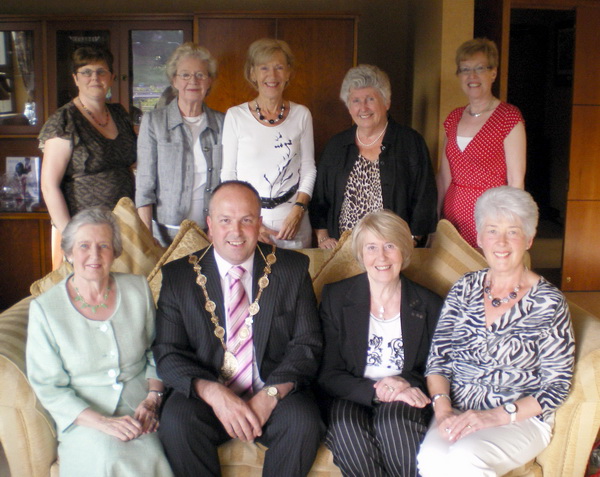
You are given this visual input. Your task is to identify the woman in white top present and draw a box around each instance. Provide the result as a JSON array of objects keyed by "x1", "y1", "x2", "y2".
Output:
[{"x1": 221, "y1": 38, "x2": 316, "y2": 249}]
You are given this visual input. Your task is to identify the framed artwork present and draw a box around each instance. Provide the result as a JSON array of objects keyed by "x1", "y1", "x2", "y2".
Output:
[{"x1": 2, "y1": 156, "x2": 41, "y2": 210}]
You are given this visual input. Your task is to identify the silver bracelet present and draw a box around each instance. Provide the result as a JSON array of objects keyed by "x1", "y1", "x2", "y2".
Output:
[
  {"x1": 148, "y1": 390, "x2": 164, "y2": 398},
  {"x1": 431, "y1": 393, "x2": 451, "y2": 408}
]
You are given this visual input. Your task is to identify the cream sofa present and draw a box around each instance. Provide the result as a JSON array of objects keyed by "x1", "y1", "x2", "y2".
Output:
[{"x1": 1, "y1": 198, "x2": 599, "y2": 477}]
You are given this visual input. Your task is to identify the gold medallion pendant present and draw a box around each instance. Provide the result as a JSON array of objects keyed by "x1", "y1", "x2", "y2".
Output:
[{"x1": 221, "y1": 351, "x2": 238, "y2": 380}]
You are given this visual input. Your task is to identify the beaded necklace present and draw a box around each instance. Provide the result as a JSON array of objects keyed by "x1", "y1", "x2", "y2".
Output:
[
  {"x1": 254, "y1": 101, "x2": 285, "y2": 124},
  {"x1": 78, "y1": 97, "x2": 110, "y2": 127},
  {"x1": 72, "y1": 276, "x2": 111, "y2": 313}
]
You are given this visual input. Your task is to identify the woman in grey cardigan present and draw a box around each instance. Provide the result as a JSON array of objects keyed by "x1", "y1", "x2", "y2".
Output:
[{"x1": 136, "y1": 42, "x2": 224, "y2": 246}]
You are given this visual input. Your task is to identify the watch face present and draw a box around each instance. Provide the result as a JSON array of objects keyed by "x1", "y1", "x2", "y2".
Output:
[
  {"x1": 267, "y1": 387, "x2": 278, "y2": 397},
  {"x1": 504, "y1": 403, "x2": 517, "y2": 413}
]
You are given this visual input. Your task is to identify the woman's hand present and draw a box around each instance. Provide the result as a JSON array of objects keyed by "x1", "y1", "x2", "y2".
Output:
[
  {"x1": 373, "y1": 376, "x2": 410, "y2": 402},
  {"x1": 259, "y1": 225, "x2": 277, "y2": 244},
  {"x1": 134, "y1": 393, "x2": 162, "y2": 434},
  {"x1": 75, "y1": 408, "x2": 142, "y2": 441},
  {"x1": 276, "y1": 205, "x2": 304, "y2": 241},
  {"x1": 100, "y1": 415, "x2": 144, "y2": 441},
  {"x1": 437, "y1": 407, "x2": 507, "y2": 442}
]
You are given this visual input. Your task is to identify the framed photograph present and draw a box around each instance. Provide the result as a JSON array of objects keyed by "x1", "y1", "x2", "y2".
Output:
[{"x1": 4, "y1": 156, "x2": 41, "y2": 209}]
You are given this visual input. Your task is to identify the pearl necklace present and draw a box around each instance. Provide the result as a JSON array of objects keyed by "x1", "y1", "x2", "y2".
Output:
[
  {"x1": 467, "y1": 98, "x2": 495, "y2": 118},
  {"x1": 78, "y1": 97, "x2": 110, "y2": 127},
  {"x1": 356, "y1": 122, "x2": 388, "y2": 147},
  {"x1": 72, "y1": 277, "x2": 111, "y2": 313},
  {"x1": 254, "y1": 101, "x2": 285, "y2": 124}
]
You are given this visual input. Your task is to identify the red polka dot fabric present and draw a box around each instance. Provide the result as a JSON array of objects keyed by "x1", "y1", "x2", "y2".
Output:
[{"x1": 442, "y1": 102, "x2": 524, "y2": 248}]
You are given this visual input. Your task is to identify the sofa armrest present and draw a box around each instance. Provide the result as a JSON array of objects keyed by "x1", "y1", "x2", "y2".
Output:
[
  {"x1": 0, "y1": 296, "x2": 57, "y2": 477},
  {"x1": 536, "y1": 300, "x2": 600, "y2": 477}
]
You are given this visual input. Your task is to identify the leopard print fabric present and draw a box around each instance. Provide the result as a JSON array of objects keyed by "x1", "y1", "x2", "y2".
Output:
[{"x1": 338, "y1": 154, "x2": 384, "y2": 234}]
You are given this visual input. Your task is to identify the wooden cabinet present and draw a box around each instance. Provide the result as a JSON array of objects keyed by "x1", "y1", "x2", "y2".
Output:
[
  {"x1": 196, "y1": 13, "x2": 357, "y2": 158},
  {"x1": 0, "y1": 212, "x2": 51, "y2": 310}
]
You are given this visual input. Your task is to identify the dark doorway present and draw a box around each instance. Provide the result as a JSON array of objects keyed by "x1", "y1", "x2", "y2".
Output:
[{"x1": 508, "y1": 8, "x2": 574, "y2": 236}]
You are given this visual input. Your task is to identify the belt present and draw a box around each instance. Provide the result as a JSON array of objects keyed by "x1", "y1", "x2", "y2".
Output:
[{"x1": 260, "y1": 184, "x2": 298, "y2": 209}]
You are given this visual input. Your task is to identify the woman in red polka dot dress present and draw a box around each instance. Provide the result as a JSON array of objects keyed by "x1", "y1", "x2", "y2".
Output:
[{"x1": 437, "y1": 38, "x2": 526, "y2": 248}]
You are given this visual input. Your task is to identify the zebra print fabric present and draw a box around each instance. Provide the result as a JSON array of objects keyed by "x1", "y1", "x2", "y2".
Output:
[{"x1": 426, "y1": 269, "x2": 575, "y2": 426}]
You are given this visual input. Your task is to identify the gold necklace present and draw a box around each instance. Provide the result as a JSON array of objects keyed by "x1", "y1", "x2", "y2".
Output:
[
  {"x1": 188, "y1": 244, "x2": 277, "y2": 380},
  {"x1": 78, "y1": 97, "x2": 110, "y2": 127},
  {"x1": 72, "y1": 276, "x2": 111, "y2": 313}
]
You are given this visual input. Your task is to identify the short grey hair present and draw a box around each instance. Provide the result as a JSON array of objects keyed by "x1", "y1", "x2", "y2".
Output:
[
  {"x1": 474, "y1": 186, "x2": 539, "y2": 240},
  {"x1": 61, "y1": 207, "x2": 123, "y2": 258},
  {"x1": 352, "y1": 210, "x2": 413, "y2": 271},
  {"x1": 340, "y1": 64, "x2": 392, "y2": 107},
  {"x1": 165, "y1": 42, "x2": 217, "y2": 80}
]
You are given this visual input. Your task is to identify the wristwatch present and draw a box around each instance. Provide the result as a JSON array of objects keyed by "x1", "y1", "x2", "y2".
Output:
[
  {"x1": 503, "y1": 402, "x2": 518, "y2": 424},
  {"x1": 264, "y1": 386, "x2": 282, "y2": 401},
  {"x1": 293, "y1": 201, "x2": 307, "y2": 211}
]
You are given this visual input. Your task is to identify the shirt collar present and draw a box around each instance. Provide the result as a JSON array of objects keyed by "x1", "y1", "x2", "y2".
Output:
[{"x1": 213, "y1": 249, "x2": 255, "y2": 280}]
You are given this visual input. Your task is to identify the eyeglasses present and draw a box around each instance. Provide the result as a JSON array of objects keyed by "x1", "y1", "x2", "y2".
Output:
[
  {"x1": 458, "y1": 65, "x2": 493, "y2": 76},
  {"x1": 176, "y1": 72, "x2": 210, "y2": 81},
  {"x1": 77, "y1": 68, "x2": 110, "y2": 78}
]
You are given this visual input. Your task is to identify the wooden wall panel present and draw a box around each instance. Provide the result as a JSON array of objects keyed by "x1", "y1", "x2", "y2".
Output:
[
  {"x1": 562, "y1": 5, "x2": 600, "y2": 290},
  {"x1": 196, "y1": 17, "x2": 275, "y2": 112},
  {"x1": 562, "y1": 201, "x2": 600, "y2": 290},
  {"x1": 567, "y1": 105, "x2": 600, "y2": 200},
  {"x1": 278, "y1": 18, "x2": 356, "y2": 160},
  {"x1": 572, "y1": 5, "x2": 600, "y2": 105}
]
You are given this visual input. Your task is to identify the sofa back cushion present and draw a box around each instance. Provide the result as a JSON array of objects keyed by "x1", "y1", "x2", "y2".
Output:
[{"x1": 30, "y1": 197, "x2": 164, "y2": 296}]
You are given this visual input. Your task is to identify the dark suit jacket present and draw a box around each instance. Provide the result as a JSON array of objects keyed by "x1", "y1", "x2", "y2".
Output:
[
  {"x1": 309, "y1": 115, "x2": 438, "y2": 238},
  {"x1": 153, "y1": 243, "x2": 322, "y2": 399},
  {"x1": 318, "y1": 273, "x2": 442, "y2": 408}
]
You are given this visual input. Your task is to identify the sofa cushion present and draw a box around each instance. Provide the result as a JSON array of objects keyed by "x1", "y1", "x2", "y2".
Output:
[
  {"x1": 147, "y1": 220, "x2": 211, "y2": 303},
  {"x1": 30, "y1": 197, "x2": 164, "y2": 296},
  {"x1": 312, "y1": 219, "x2": 489, "y2": 301}
]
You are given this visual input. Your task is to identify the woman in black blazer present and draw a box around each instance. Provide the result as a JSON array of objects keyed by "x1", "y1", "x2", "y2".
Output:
[{"x1": 319, "y1": 210, "x2": 442, "y2": 477}]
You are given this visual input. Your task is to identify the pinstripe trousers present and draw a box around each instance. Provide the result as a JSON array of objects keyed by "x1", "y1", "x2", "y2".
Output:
[
  {"x1": 325, "y1": 398, "x2": 430, "y2": 477},
  {"x1": 159, "y1": 390, "x2": 324, "y2": 477}
]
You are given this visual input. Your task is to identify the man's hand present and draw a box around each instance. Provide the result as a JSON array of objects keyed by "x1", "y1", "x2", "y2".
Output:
[
  {"x1": 195, "y1": 380, "x2": 262, "y2": 441},
  {"x1": 247, "y1": 390, "x2": 278, "y2": 427}
]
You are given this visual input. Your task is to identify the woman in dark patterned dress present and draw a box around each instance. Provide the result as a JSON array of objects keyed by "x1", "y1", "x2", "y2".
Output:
[
  {"x1": 319, "y1": 210, "x2": 442, "y2": 476},
  {"x1": 309, "y1": 65, "x2": 437, "y2": 249},
  {"x1": 418, "y1": 186, "x2": 575, "y2": 476},
  {"x1": 39, "y1": 46, "x2": 136, "y2": 267}
]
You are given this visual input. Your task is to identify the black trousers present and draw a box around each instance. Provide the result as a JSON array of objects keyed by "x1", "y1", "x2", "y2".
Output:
[
  {"x1": 325, "y1": 398, "x2": 430, "y2": 477},
  {"x1": 159, "y1": 390, "x2": 324, "y2": 477}
]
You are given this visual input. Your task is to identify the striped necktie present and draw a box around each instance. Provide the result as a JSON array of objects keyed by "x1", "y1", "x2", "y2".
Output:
[{"x1": 225, "y1": 265, "x2": 253, "y2": 397}]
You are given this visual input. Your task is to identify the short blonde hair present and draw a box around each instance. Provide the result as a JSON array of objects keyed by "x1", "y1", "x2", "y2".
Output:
[
  {"x1": 352, "y1": 210, "x2": 413, "y2": 271},
  {"x1": 340, "y1": 64, "x2": 391, "y2": 107},
  {"x1": 165, "y1": 42, "x2": 217, "y2": 80},
  {"x1": 455, "y1": 38, "x2": 499, "y2": 73},
  {"x1": 244, "y1": 38, "x2": 295, "y2": 89}
]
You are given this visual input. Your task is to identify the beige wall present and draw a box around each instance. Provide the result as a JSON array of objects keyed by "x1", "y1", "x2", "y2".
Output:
[{"x1": 411, "y1": 0, "x2": 474, "y2": 169}]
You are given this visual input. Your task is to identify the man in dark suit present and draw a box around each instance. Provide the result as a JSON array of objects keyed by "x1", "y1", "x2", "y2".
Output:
[{"x1": 153, "y1": 181, "x2": 323, "y2": 477}]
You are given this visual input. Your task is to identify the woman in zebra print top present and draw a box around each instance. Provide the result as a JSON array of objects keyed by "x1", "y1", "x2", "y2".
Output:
[{"x1": 418, "y1": 186, "x2": 574, "y2": 476}]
